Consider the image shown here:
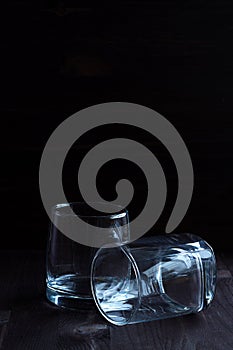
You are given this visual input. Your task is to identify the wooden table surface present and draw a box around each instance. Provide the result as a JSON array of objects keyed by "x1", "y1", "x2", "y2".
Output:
[{"x1": 0, "y1": 250, "x2": 233, "y2": 350}]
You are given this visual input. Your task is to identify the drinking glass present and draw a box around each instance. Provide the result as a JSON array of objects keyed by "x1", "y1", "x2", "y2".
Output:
[
  {"x1": 46, "y1": 202, "x2": 129, "y2": 309},
  {"x1": 91, "y1": 233, "x2": 216, "y2": 325}
]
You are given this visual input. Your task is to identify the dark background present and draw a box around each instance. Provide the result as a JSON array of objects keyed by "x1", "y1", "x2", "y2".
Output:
[{"x1": 1, "y1": 0, "x2": 233, "y2": 252}]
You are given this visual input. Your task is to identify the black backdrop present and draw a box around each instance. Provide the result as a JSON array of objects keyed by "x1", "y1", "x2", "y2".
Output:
[{"x1": 1, "y1": 1, "x2": 233, "y2": 252}]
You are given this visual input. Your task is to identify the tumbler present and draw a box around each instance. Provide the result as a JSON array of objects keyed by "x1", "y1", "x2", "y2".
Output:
[
  {"x1": 91, "y1": 233, "x2": 216, "y2": 325},
  {"x1": 46, "y1": 202, "x2": 129, "y2": 308}
]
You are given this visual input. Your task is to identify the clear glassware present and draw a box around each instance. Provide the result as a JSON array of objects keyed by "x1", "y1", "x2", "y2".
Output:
[
  {"x1": 91, "y1": 233, "x2": 216, "y2": 325},
  {"x1": 46, "y1": 202, "x2": 129, "y2": 309}
]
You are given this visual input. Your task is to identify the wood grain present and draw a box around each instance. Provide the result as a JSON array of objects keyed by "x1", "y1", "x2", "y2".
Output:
[
  {"x1": 2, "y1": 302, "x2": 110, "y2": 350},
  {"x1": 0, "y1": 311, "x2": 11, "y2": 350}
]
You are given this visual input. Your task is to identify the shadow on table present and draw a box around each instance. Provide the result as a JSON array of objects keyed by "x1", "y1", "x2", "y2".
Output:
[{"x1": 2, "y1": 299, "x2": 110, "y2": 350}]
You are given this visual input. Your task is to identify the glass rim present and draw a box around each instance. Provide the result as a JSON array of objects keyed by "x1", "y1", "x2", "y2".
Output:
[
  {"x1": 90, "y1": 244, "x2": 141, "y2": 326},
  {"x1": 51, "y1": 201, "x2": 128, "y2": 219}
]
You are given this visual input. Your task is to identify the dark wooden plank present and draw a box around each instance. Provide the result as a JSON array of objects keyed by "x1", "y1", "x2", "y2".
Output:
[
  {"x1": 0, "y1": 311, "x2": 11, "y2": 349},
  {"x1": 218, "y1": 253, "x2": 233, "y2": 277},
  {"x1": 216, "y1": 254, "x2": 232, "y2": 279},
  {"x1": 1, "y1": 301, "x2": 110, "y2": 350}
]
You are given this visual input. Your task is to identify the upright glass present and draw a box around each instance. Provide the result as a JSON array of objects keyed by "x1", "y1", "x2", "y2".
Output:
[
  {"x1": 91, "y1": 233, "x2": 216, "y2": 325},
  {"x1": 46, "y1": 202, "x2": 129, "y2": 309}
]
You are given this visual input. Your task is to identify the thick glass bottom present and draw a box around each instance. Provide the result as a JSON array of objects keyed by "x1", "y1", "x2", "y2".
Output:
[{"x1": 46, "y1": 274, "x2": 94, "y2": 310}]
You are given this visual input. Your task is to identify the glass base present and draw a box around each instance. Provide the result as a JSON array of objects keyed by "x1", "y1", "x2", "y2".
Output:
[
  {"x1": 46, "y1": 274, "x2": 95, "y2": 310},
  {"x1": 46, "y1": 286, "x2": 95, "y2": 310}
]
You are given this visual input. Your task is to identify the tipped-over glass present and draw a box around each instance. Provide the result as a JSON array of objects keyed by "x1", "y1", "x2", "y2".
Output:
[{"x1": 91, "y1": 233, "x2": 216, "y2": 326}]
